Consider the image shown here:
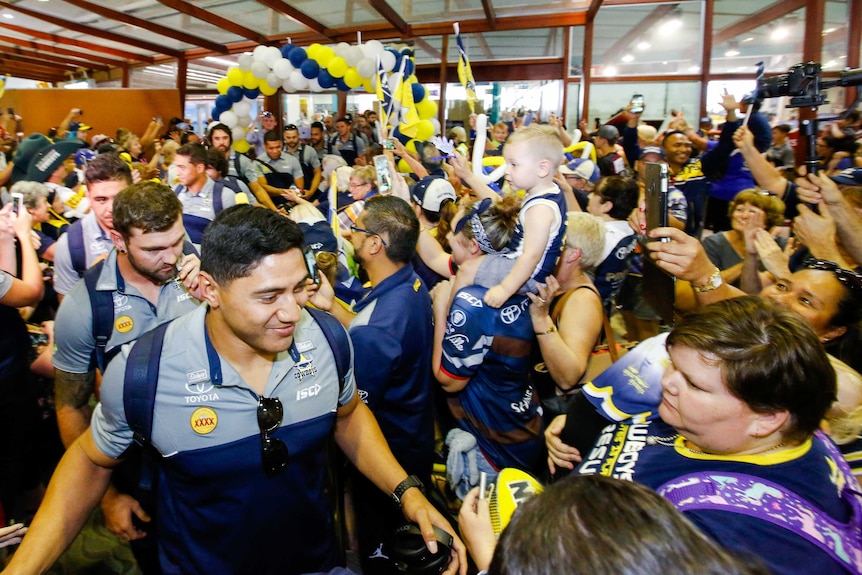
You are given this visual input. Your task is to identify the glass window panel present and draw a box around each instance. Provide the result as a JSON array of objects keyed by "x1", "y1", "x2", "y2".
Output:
[
  {"x1": 588, "y1": 81, "x2": 700, "y2": 124},
  {"x1": 570, "y1": 26, "x2": 585, "y2": 76},
  {"x1": 711, "y1": 0, "x2": 805, "y2": 75},
  {"x1": 565, "y1": 82, "x2": 581, "y2": 129},
  {"x1": 822, "y1": 0, "x2": 849, "y2": 72},
  {"x1": 592, "y1": 2, "x2": 703, "y2": 77}
]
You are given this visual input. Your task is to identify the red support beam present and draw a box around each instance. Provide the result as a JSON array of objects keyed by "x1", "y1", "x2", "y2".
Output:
[{"x1": 156, "y1": 0, "x2": 269, "y2": 45}]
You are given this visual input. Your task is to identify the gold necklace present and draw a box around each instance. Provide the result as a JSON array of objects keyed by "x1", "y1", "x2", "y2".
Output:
[{"x1": 646, "y1": 434, "x2": 787, "y2": 456}]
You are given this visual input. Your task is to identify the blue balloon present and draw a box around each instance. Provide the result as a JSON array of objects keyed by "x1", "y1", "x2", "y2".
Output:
[
  {"x1": 403, "y1": 59, "x2": 415, "y2": 78},
  {"x1": 244, "y1": 87, "x2": 261, "y2": 99},
  {"x1": 387, "y1": 48, "x2": 403, "y2": 72},
  {"x1": 391, "y1": 127, "x2": 410, "y2": 145},
  {"x1": 214, "y1": 95, "x2": 231, "y2": 111},
  {"x1": 300, "y1": 59, "x2": 320, "y2": 80},
  {"x1": 402, "y1": 48, "x2": 414, "y2": 58},
  {"x1": 318, "y1": 70, "x2": 336, "y2": 89},
  {"x1": 411, "y1": 81, "x2": 426, "y2": 103},
  {"x1": 281, "y1": 42, "x2": 296, "y2": 58},
  {"x1": 336, "y1": 78, "x2": 349, "y2": 92},
  {"x1": 288, "y1": 46, "x2": 307, "y2": 68},
  {"x1": 227, "y1": 86, "x2": 244, "y2": 103}
]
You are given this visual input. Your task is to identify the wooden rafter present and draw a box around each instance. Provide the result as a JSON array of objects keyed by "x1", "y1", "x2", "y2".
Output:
[
  {"x1": 60, "y1": 0, "x2": 227, "y2": 54},
  {"x1": 154, "y1": 0, "x2": 269, "y2": 45},
  {"x1": 600, "y1": 4, "x2": 678, "y2": 65},
  {"x1": 0, "y1": 63, "x2": 64, "y2": 81},
  {"x1": 713, "y1": 0, "x2": 806, "y2": 45},
  {"x1": 0, "y1": 33, "x2": 127, "y2": 67},
  {"x1": 0, "y1": 55, "x2": 66, "y2": 77},
  {"x1": 0, "y1": 44, "x2": 109, "y2": 71},
  {"x1": 587, "y1": 0, "x2": 603, "y2": 22},
  {"x1": 254, "y1": 0, "x2": 334, "y2": 40},
  {"x1": 0, "y1": 21, "x2": 154, "y2": 63},
  {"x1": 414, "y1": 37, "x2": 441, "y2": 61},
  {"x1": 0, "y1": 1, "x2": 184, "y2": 58},
  {"x1": 475, "y1": 33, "x2": 492, "y2": 60},
  {"x1": 481, "y1": 0, "x2": 496, "y2": 29},
  {"x1": 368, "y1": 0, "x2": 411, "y2": 36}
]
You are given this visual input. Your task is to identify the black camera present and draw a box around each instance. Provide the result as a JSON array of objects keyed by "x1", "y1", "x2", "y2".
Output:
[{"x1": 386, "y1": 524, "x2": 453, "y2": 575}]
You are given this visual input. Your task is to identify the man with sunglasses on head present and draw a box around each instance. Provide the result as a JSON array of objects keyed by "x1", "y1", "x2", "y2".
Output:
[
  {"x1": 4, "y1": 204, "x2": 465, "y2": 575},
  {"x1": 283, "y1": 123, "x2": 321, "y2": 201}
]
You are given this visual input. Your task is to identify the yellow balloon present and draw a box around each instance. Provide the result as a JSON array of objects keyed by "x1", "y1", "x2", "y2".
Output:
[
  {"x1": 405, "y1": 139, "x2": 418, "y2": 155},
  {"x1": 233, "y1": 139, "x2": 250, "y2": 153},
  {"x1": 397, "y1": 158, "x2": 413, "y2": 174},
  {"x1": 344, "y1": 67, "x2": 363, "y2": 89},
  {"x1": 317, "y1": 46, "x2": 335, "y2": 68},
  {"x1": 563, "y1": 141, "x2": 598, "y2": 163},
  {"x1": 362, "y1": 79, "x2": 374, "y2": 93},
  {"x1": 259, "y1": 80, "x2": 278, "y2": 96},
  {"x1": 217, "y1": 77, "x2": 231, "y2": 95},
  {"x1": 414, "y1": 119, "x2": 434, "y2": 142},
  {"x1": 328, "y1": 56, "x2": 347, "y2": 78},
  {"x1": 227, "y1": 67, "x2": 244, "y2": 86},
  {"x1": 416, "y1": 98, "x2": 438, "y2": 120},
  {"x1": 307, "y1": 43, "x2": 322, "y2": 60},
  {"x1": 243, "y1": 70, "x2": 260, "y2": 89},
  {"x1": 483, "y1": 156, "x2": 506, "y2": 167}
]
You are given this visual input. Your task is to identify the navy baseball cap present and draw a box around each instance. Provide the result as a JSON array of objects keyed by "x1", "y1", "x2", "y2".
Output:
[{"x1": 830, "y1": 167, "x2": 862, "y2": 186}]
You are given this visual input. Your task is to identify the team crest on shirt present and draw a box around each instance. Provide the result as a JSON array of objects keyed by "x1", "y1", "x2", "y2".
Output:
[
  {"x1": 115, "y1": 315, "x2": 134, "y2": 333},
  {"x1": 450, "y1": 310, "x2": 467, "y2": 327},
  {"x1": 293, "y1": 353, "x2": 318, "y2": 381},
  {"x1": 190, "y1": 407, "x2": 217, "y2": 434}
]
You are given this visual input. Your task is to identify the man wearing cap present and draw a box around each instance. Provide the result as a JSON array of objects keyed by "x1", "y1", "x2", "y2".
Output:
[
  {"x1": 592, "y1": 124, "x2": 626, "y2": 177},
  {"x1": 328, "y1": 116, "x2": 366, "y2": 166},
  {"x1": 208, "y1": 123, "x2": 276, "y2": 210},
  {"x1": 559, "y1": 158, "x2": 600, "y2": 211},
  {"x1": 14, "y1": 134, "x2": 88, "y2": 221},
  {"x1": 283, "y1": 123, "x2": 321, "y2": 201},
  {"x1": 248, "y1": 110, "x2": 278, "y2": 159},
  {"x1": 313, "y1": 196, "x2": 435, "y2": 574}
]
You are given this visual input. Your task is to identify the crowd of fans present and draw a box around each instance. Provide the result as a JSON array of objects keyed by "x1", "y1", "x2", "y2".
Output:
[{"x1": 1, "y1": 96, "x2": 862, "y2": 575}]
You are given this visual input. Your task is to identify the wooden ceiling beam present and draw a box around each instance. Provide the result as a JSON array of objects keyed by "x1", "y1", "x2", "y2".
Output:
[
  {"x1": 0, "y1": 32, "x2": 126, "y2": 67},
  {"x1": 0, "y1": 44, "x2": 109, "y2": 71},
  {"x1": 253, "y1": 0, "x2": 334, "y2": 41},
  {"x1": 0, "y1": 21, "x2": 154, "y2": 63},
  {"x1": 413, "y1": 37, "x2": 441, "y2": 61},
  {"x1": 368, "y1": 0, "x2": 411, "y2": 37},
  {"x1": 59, "y1": 0, "x2": 227, "y2": 54},
  {"x1": 154, "y1": 0, "x2": 269, "y2": 45},
  {"x1": 475, "y1": 33, "x2": 493, "y2": 60},
  {"x1": 713, "y1": 0, "x2": 806, "y2": 45},
  {"x1": 601, "y1": 4, "x2": 678, "y2": 65},
  {"x1": 587, "y1": 0, "x2": 604, "y2": 22},
  {"x1": 480, "y1": 0, "x2": 496, "y2": 29},
  {"x1": 0, "y1": 63, "x2": 64, "y2": 82},
  {"x1": 0, "y1": 56, "x2": 67, "y2": 77},
  {"x1": 0, "y1": 1, "x2": 183, "y2": 58}
]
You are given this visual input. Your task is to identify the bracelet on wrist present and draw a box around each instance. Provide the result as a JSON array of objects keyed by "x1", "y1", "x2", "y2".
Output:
[{"x1": 536, "y1": 323, "x2": 557, "y2": 336}]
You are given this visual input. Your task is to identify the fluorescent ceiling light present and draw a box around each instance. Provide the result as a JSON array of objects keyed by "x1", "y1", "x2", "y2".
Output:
[
  {"x1": 725, "y1": 49, "x2": 740, "y2": 57},
  {"x1": 621, "y1": 54, "x2": 634, "y2": 63},
  {"x1": 204, "y1": 57, "x2": 237, "y2": 67},
  {"x1": 771, "y1": 27, "x2": 789, "y2": 40},
  {"x1": 637, "y1": 41, "x2": 650, "y2": 50},
  {"x1": 604, "y1": 66, "x2": 617, "y2": 76}
]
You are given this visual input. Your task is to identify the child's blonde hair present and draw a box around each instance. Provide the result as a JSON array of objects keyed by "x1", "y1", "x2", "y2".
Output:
[
  {"x1": 825, "y1": 356, "x2": 862, "y2": 445},
  {"x1": 505, "y1": 125, "x2": 564, "y2": 169}
]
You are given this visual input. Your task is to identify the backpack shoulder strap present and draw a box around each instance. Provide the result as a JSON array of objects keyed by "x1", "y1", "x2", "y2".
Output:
[
  {"x1": 213, "y1": 181, "x2": 224, "y2": 214},
  {"x1": 83, "y1": 260, "x2": 114, "y2": 373},
  {"x1": 233, "y1": 152, "x2": 246, "y2": 183},
  {"x1": 306, "y1": 307, "x2": 351, "y2": 397},
  {"x1": 68, "y1": 220, "x2": 86, "y2": 277},
  {"x1": 658, "y1": 464, "x2": 862, "y2": 573},
  {"x1": 124, "y1": 321, "x2": 171, "y2": 448}
]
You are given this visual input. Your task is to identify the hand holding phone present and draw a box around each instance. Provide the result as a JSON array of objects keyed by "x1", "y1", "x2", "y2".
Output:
[
  {"x1": 630, "y1": 94, "x2": 645, "y2": 115},
  {"x1": 11, "y1": 192, "x2": 23, "y2": 214},
  {"x1": 374, "y1": 155, "x2": 393, "y2": 194},
  {"x1": 304, "y1": 246, "x2": 320, "y2": 284},
  {"x1": 383, "y1": 138, "x2": 396, "y2": 151}
]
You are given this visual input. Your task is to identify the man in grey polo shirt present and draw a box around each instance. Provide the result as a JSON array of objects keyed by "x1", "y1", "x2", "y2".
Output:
[
  {"x1": 52, "y1": 153, "x2": 131, "y2": 298},
  {"x1": 9, "y1": 205, "x2": 465, "y2": 575},
  {"x1": 283, "y1": 123, "x2": 321, "y2": 201},
  {"x1": 52, "y1": 182, "x2": 200, "y2": 561},
  {"x1": 208, "y1": 122, "x2": 276, "y2": 211},
  {"x1": 259, "y1": 130, "x2": 304, "y2": 209},
  {"x1": 173, "y1": 143, "x2": 238, "y2": 249}
]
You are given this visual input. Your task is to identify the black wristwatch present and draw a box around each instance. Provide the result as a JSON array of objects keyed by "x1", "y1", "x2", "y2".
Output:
[{"x1": 391, "y1": 475, "x2": 424, "y2": 508}]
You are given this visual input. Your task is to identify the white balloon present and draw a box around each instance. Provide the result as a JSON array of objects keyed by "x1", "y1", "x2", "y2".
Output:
[
  {"x1": 356, "y1": 58, "x2": 375, "y2": 79},
  {"x1": 345, "y1": 45, "x2": 363, "y2": 67},
  {"x1": 251, "y1": 61, "x2": 270, "y2": 79},
  {"x1": 430, "y1": 118, "x2": 441, "y2": 136},
  {"x1": 237, "y1": 114, "x2": 252, "y2": 127},
  {"x1": 253, "y1": 45, "x2": 269, "y2": 62},
  {"x1": 282, "y1": 78, "x2": 295, "y2": 93},
  {"x1": 263, "y1": 46, "x2": 282, "y2": 68},
  {"x1": 273, "y1": 58, "x2": 293, "y2": 80},
  {"x1": 266, "y1": 72, "x2": 280, "y2": 89},
  {"x1": 237, "y1": 54, "x2": 253, "y2": 71},
  {"x1": 289, "y1": 70, "x2": 308, "y2": 90},
  {"x1": 335, "y1": 42, "x2": 350, "y2": 57},
  {"x1": 380, "y1": 51, "x2": 396, "y2": 72},
  {"x1": 220, "y1": 110, "x2": 238, "y2": 129},
  {"x1": 233, "y1": 101, "x2": 251, "y2": 117},
  {"x1": 232, "y1": 126, "x2": 246, "y2": 142},
  {"x1": 308, "y1": 77, "x2": 324, "y2": 92},
  {"x1": 363, "y1": 40, "x2": 384, "y2": 59}
]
